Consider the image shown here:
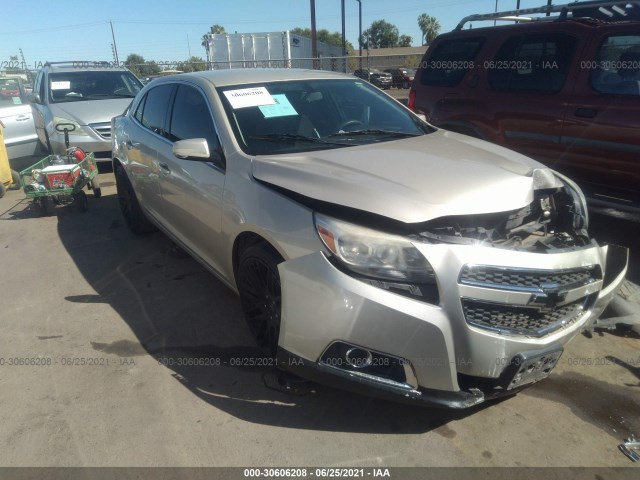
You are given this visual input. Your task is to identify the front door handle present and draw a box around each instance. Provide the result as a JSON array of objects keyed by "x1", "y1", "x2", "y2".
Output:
[
  {"x1": 574, "y1": 108, "x2": 598, "y2": 119},
  {"x1": 158, "y1": 162, "x2": 171, "y2": 174},
  {"x1": 16, "y1": 115, "x2": 31, "y2": 122},
  {"x1": 125, "y1": 139, "x2": 140, "y2": 150}
]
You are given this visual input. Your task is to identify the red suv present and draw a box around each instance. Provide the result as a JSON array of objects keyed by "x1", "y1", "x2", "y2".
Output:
[{"x1": 409, "y1": 1, "x2": 640, "y2": 211}]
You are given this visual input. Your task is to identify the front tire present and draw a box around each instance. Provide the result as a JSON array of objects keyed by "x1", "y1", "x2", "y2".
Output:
[
  {"x1": 237, "y1": 244, "x2": 283, "y2": 356},
  {"x1": 90, "y1": 177, "x2": 101, "y2": 198},
  {"x1": 74, "y1": 190, "x2": 88, "y2": 212},
  {"x1": 115, "y1": 165, "x2": 156, "y2": 234}
]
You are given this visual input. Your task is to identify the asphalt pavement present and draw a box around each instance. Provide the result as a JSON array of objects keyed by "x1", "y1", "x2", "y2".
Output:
[{"x1": 0, "y1": 170, "x2": 638, "y2": 469}]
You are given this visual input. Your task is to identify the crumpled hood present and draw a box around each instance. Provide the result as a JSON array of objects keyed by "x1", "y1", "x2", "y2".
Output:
[
  {"x1": 51, "y1": 99, "x2": 132, "y2": 126},
  {"x1": 251, "y1": 130, "x2": 547, "y2": 224}
]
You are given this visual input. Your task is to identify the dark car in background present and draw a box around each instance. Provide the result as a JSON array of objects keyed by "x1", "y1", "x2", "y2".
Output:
[
  {"x1": 353, "y1": 68, "x2": 393, "y2": 89},
  {"x1": 385, "y1": 67, "x2": 416, "y2": 89},
  {"x1": 409, "y1": 1, "x2": 640, "y2": 212}
]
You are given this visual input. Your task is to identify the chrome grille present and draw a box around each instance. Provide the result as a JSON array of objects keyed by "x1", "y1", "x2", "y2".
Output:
[
  {"x1": 462, "y1": 299, "x2": 588, "y2": 337},
  {"x1": 459, "y1": 265, "x2": 601, "y2": 337},
  {"x1": 460, "y1": 265, "x2": 600, "y2": 290},
  {"x1": 89, "y1": 122, "x2": 111, "y2": 139}
]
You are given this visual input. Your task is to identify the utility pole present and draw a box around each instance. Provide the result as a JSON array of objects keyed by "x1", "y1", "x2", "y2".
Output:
[
  {"x1": 109, "y1": 21, "x2": 119, "y2": 65},
  {"x1": 19, "y1": 48, "x2": 32, "y2": 82},
  {"x1": 357, "y1": 0, "x2": 362, "y2": 69},
  {"x1": 310, "y1": 0, "x2": 318, "y2": 68},
  {"x1": 341, "y1": 0, "x2": 346, "y2": 72},
  {"x1": 187, "y1": 34, "x2": 192, "y2": 58},
  {"x1": 546, "y1": 0, "x2": 552, "y2": 16}
]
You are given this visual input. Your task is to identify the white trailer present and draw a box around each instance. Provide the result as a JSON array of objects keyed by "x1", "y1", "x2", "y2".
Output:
[{"x1": 203, "y1": 31, "x2": 344, "y2": 71}]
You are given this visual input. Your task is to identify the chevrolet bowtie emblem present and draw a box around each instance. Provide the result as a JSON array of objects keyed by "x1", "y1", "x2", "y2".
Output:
[{"x1": 527, "y1": 283, "x2": 569, "y2": 310}]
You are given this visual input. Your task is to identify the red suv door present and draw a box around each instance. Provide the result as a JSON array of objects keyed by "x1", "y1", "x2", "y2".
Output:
[{"x1": 559, "y1": 28, "x2": 640, "y2": 206}]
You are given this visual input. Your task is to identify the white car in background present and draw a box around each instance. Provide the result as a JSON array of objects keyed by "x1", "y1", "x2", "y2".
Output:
[{"x1": 0, "y1": 77, "x2": 38, "y2": 162}]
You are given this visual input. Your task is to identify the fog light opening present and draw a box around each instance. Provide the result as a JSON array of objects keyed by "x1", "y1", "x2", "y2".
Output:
[
  {"x1": 319, "y1": 341, "x2": 418, "y2": 389},
  {"x1": 345, "y1": 347, "x2": 373, "y2": 369}
]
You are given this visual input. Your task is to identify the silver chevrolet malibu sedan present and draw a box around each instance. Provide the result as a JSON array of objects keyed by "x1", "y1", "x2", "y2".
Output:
[{"x1": 112, "y1": 69, "x2": 628, "y2": 408}]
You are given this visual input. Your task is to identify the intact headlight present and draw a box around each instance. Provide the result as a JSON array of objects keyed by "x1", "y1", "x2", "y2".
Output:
[
  {"x1": 53, "y1": 116, "x2": 89, "y2": 136},
  {"x1": 314, "y1": 213, "x2": 436, "y2": 284}
]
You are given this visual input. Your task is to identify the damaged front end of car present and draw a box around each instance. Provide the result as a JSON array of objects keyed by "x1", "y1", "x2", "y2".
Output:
[
  {"x1": 268, "y1": 164, "x2": 628, "y2": 408},
  {"x1": 415, "y1": 169, "x2": 591, "y2": 253}
]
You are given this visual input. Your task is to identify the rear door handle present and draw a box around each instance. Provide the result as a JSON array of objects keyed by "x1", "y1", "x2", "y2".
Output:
[
  {"x1": 158, "y1": 162, "x2": 171, "y2": 173},
  {"x1": 574, "y1": 108, "x2": 598, "y2": 119},
  {"x1": 16, "y1": 115, "x2": 31, "y2": 122}
]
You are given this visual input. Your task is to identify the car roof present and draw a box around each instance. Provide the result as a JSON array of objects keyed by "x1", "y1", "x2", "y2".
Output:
[
  {"x1": 44, "y1": 62, "x2": 131, "y2": 73},
  {"x1": 151, "y1": 68, "x2": 357, "y2": 88},
  {"x1": 436, "y1": 17, "x2": 612, "y2": 41}
]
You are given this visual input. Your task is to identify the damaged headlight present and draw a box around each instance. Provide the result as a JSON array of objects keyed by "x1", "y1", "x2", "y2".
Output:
[
  {"x1": 314, "y1": 213, "x2": 436, "y2": 284},
  {"x1": 553, "y1": 171, "x2": 589, "y2": 230}
]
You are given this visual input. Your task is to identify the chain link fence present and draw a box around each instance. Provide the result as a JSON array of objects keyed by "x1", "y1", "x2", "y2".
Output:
[{"x1": 0, "y1": 53, "x2": 424, "y2": 86}]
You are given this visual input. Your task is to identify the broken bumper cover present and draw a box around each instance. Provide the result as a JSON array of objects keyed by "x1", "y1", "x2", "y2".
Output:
[
  {"x1": 277, "y1": 243, "x2": 628, "y2": 407},
  {"x1": 276, "y1": 348, "x2": 490, "y2": 409}
]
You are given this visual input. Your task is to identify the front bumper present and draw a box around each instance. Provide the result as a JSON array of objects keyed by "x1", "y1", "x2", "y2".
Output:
[
  {"x1": 48, "y1": 126, "x2": 112, "y2": 160},
  {"x1": 277, "y1": 243, "x2": 628, "y2": 407}
]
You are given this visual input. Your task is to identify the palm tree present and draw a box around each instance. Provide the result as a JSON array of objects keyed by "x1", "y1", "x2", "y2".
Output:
[{"x1": 417, "y1": 14, "x2": 441, "y2": 45}]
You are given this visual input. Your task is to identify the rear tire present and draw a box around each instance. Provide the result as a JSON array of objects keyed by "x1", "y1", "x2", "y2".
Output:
[
  {"x1": 9, "y1": 169, "x2": 21, "y2": 190},
  {"x1": 74, "y1": 190, "x2": 88, "y2": 212},
  {"x1": 115, "y1": 165, "x2": 156, "y2": 234},
  {"x1": 38, "y1": 197, "x2": 53, "y2": 216},
  {"x1": 237, "y1": 243, "x2": 283, "y2": 356}
]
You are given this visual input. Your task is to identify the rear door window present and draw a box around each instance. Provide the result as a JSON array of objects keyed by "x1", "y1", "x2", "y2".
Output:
[
  {"x1": 420, "y1": 37, "x2": 484, "y2": 86},
  {"x1": 488, "y1": 33, "x2": 577, "y2": 93}
]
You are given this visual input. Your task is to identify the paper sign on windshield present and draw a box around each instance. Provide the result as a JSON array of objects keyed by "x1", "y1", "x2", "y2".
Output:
[
  {"x1": 51, "y1": 81, "x2": 71, "y2": 90},
  {"x1": 223, "y1": 87, "x2": 276, "y2": 109},
  {"x1": 259, "y1": 94, "x2": 298, "y2": 118}
]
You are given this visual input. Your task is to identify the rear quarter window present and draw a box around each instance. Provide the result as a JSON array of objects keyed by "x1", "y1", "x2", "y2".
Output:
[
  {"x1": 590, "y1": 34, "x2": 640, "y2": 96},
  {"x1": 420, "y1": 37, "x2": 485, "y2": 87},
  {"x1": 488, "y1": 33, "x2": 577, "y2": 93}
]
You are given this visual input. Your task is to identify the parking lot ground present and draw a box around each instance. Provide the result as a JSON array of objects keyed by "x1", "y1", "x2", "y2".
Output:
[{"x1": 0, "y1": 172, "x2": 639, "y2": 468}]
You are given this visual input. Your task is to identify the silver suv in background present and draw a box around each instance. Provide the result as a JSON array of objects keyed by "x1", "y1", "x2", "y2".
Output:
[
  {"x1": 112, "y1": 69, "x2": 627, "y2": 408},
  {"x1": 30, "y1": 62, "x2": 143, "y2": 161}
]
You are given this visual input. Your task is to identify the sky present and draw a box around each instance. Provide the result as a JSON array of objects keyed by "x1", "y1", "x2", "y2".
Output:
[{"x1": 2, "y1": 0, "x2": 546, "y2": 69}]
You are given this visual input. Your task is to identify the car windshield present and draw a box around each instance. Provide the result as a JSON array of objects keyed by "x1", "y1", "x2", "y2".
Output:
[
  {"x1": 0, "y1": 79, "x2": 25, "y2": 106},
  {"x1": 49, "y1": 71, "x2": 142, "y2": 103},
  {"x1": 218, "y1": 78, "x2": 431, "y2": 155}
]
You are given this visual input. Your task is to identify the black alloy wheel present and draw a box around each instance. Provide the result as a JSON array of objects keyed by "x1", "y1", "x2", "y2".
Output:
[
  {"x1": 115, "y1": 166, "x2": 156, "y2": 234},
  {"x1": 237, "y1": 244, "x2": 283, "y2": 356}
]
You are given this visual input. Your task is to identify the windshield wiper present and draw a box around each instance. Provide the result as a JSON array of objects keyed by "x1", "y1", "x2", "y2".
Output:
[
  {"x1": 250, "y1": 133, "x2": 351, "y2": 147},
  {"x1": 328, "y1": 129, "x2": 422, "y2": 138}
]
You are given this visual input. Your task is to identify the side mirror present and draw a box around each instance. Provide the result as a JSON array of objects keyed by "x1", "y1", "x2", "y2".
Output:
[
  {"x1": 173, "y1": 138, "x2": 210, "y2": 160},
  {"x1": 417, "y1": 114, "x2": 427, "y2": 122},
  {"x1": 28, "y1": 94, "x2": 41, "y2": 104}
]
